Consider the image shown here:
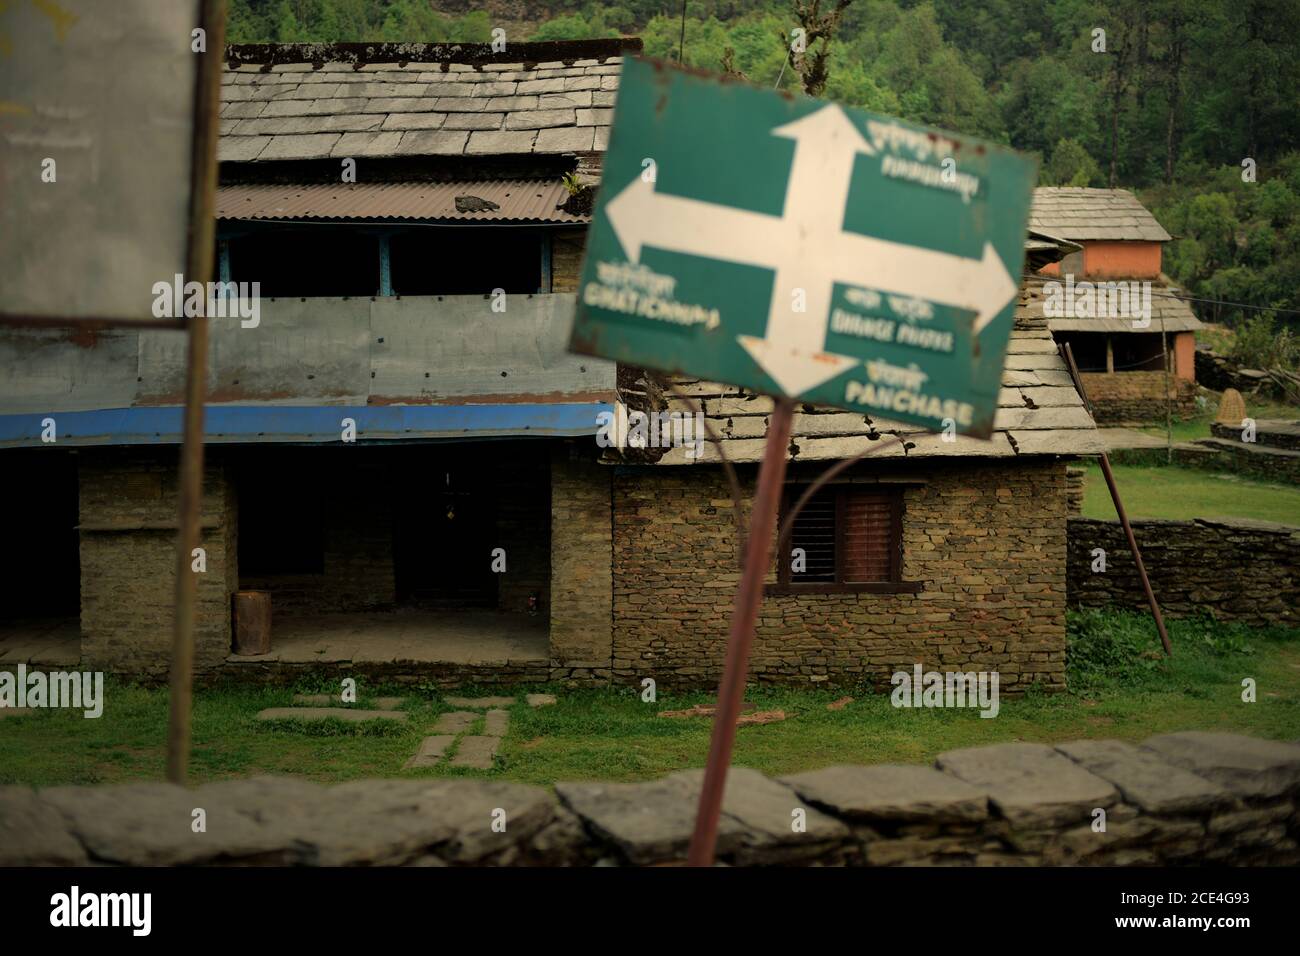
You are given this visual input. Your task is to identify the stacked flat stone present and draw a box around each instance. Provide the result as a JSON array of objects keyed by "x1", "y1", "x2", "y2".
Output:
[
  {"x1": 220, "y1": 56, "x2": 622, "y2": 161},
  {"x1": 3, "y1": 732, "x2": 1297, "y2": 867}
]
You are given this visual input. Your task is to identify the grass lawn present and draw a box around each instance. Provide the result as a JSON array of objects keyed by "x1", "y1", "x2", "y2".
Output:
[
  {"x1": 2, "y1": 612, "x2": 1297, "y2": 789},
  {"x1": 1079, "y1": 461, "x2": 1300, "y2": 523}
]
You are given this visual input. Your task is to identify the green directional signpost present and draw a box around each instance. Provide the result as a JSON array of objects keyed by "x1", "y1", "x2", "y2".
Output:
[{"x1": 570, "y1": 57, "x2": 1037, "y2": 866}]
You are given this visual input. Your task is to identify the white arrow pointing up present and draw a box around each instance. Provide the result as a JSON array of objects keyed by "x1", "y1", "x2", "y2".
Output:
[{"x1": 603, "y1": 103, "x2": 1017, "y2": 398}]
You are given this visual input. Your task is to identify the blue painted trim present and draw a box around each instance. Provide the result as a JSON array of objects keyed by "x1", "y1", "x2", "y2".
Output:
[{"x1": 0, "y1": 403, "x2": 612, "y2": 448}]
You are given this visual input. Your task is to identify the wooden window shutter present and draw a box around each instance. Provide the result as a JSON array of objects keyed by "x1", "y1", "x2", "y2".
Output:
[{"x1": 840, "y1": 489, "x2": 899, "y2": 583}]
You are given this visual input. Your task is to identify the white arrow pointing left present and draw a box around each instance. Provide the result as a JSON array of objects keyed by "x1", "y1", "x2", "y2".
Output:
[{"x1": 601, "y1": 103, "x2": 1018, "y2": 398}]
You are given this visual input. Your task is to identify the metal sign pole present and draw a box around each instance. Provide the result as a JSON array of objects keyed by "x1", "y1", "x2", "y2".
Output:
[
  {"x1": 687, "y1": 397, "x2": 795, "y2": 866},
  {"x1": 166, "y1": 0, "x2": 226, "y2": 784}
]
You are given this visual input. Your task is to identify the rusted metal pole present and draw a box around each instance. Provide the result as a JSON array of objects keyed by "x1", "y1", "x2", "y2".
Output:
[
  {"x1": 1062, "y1": 343, "x2": 1172, "y2": 657},
  {"x1": 687, "y1": 397, "x2": 795, "y2": 866},
  {"x1": 166, "y1": 0, "x2": 226, "y2": 784}
]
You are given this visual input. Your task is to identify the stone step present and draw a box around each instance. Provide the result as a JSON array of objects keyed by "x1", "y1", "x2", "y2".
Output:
[
  {"x1": 1196, "y1": 436, "x2": 1300, "y2": 459},
  {"x1": 451, "y1": 735, "x2": 500, "y2": 769},
  {"x1": 256, "y1": 707, "x2": 408, "y2": 723},
  {"x1": 292, "y1": 694, "x2": 406, "y2": 710},
  {"x1": 525, "y1": 693, "x2": 556, "y2": 708},
  {"x1": 404, "y1": 735, "x2": 456, "y2": 769},
  {"x1": 444, "y1": 695, "x2": 516, "y2": 709},
  {"x1": 484, "y1": 709, "x2": 510, "y2": 736},
  {"x1": 433, "y1": 711, "x2": 478, "y2": 734}
]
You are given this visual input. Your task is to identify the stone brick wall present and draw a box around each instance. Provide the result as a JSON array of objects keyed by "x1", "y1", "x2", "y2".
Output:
[
  {"x1": 1066, "y1": 466, "x2": 1085, "y2": 515},
  {"x1": 78, "y1": 448, "x2": 236, "y2": 678},
  {"x1": 550, "y1": 228, "x2": 586, "y2": 292},
  {"x1": 549, "y1": 445, "x2": 612, "y2": 675},
  {"x1": 6, "y1": 732, "x2": 1296, "y2": 867},
  {"x1": 1067, "y1": 516, "x2": 1299, "y2": 626},
  {"x1": 613, "y1": 458, "x2": 1069, "y2": 691},
  {"x1": 1081, "y1": 370, "x2": 1197, "y2": 424},
  {"x1": 495, "y1": 456, "x2": 551, "y2": 614}
]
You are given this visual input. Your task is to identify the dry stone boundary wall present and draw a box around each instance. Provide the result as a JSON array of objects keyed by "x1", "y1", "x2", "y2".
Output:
[{"x1": 4, "y1": 732, "x2": 1298, "y2": 866}]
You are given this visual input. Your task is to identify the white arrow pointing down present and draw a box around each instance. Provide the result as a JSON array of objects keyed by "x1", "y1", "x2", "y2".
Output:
[{"x1": 603, "y1": 104, "x2": 1018, "y2": 398}]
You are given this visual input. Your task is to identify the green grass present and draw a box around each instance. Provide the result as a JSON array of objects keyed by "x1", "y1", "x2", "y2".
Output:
[
  {"x1": 2, "y1": 612, "x2": 1297, "y2": 788},
  {"x1": 1079, "y1": 461, "x2": 1300, "y2": 523}
]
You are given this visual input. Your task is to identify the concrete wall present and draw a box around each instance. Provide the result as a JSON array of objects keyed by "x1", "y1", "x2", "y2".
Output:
[
  {"x1": 1068, "y1": 516, "x2": 1299, "y2": 627},
  {"x1": 0, "y1": 294, "x2": 614, "y2": 421},
  {"x1": 549, "y1": 446, "x2": 612, "y2": 676},
  {"x1": 78, "y1": 448, "x2": 237, "y2": 678},
  {"x1": 612, "y1": 458, "x2": 1069, "y2": 691},
  {"x1": 7, "y1": 732, "x2": 1297, "y2": 867}
]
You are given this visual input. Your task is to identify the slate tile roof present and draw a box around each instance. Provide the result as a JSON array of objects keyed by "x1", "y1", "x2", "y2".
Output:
[
  {"x1": 1030, "y1": 187, "x2": 1173, "y2": 242},
  {"x1": 1020, "y1": 275, "x2": 1203, "y2": 334},
  {"x1": 653, "y1": 281, "x2": 1104, "y2": 465},
  {"x1": 219, "y1": 44, "x2": 627, "y2": 162}
]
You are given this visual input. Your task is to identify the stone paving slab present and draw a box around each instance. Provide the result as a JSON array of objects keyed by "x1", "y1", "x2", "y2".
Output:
[
  {"x1": 256, "y1": 707, "x2": 407, "y2": 723},
  {"x1": 937, "y1": 742, "x2": 1118, "y2": 828},
  {"x1": 451, "y1": 735, "x2": 500, "y2": 769},
  {"x1": 526, "y1": 693, "x2": 557, "y2": 708},
  {"x1": 445, "y1": 695, "x2": 516, "y2": 709},
  {"x1": 292, "y1": 694, "x2": 406, "y2": 710},
  {"x1": 1141, "y1": 732, "x2": 1300, "y2": 800},
  {"x1": 404, "y1": 735, "x2": 456, "y2": 769},
  {"x1": 1056, "y1": 738, "x2": 1237, "y2": 815},
  {"x1": 782, "y1": 764, "x2": 989, "y2": 823},
  {"x1": 484, "y1": 709, "x2": 510, "y2": 736},
  {"x1": 433, "y1": 711, "x2": 478, "y2": 734}
]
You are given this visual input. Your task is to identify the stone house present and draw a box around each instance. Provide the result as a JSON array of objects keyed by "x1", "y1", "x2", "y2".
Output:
[
  {"x1": 1028, "y1": 187, "x2": 1202, "y2": 424},
  {"x1": 0, "y1": 39, "x2": 1102, "y2": 692}
]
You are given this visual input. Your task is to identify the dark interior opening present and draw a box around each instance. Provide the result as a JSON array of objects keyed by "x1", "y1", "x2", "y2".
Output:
[
  {"x1": 1060, "y1": 332, "x2": 1109, "y2": 372},
  {"x1": 237, "y1": 461, "x2": 326, "y2": 576},
  {"x1": 0, "y1": 450, "x2": 79, "y2": 623},
  {"x1": 390, "y1": 228, "x2": 541, "y2": 295},
  {"x1": 393, "y1": 454, "x2": 500, "y2": 607},
  {"x1": 228, "y1": 226, "x2": 379, "y2": 297},
  {"x1": 1114, "y1": 334, "x2": 1167, "y2": 372}
]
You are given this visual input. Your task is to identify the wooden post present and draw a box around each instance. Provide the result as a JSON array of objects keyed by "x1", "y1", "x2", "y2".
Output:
[
  {"x1": 1063, "y1": 342, "x2": 1172, "y2": 657},
  {"x1": 687, "y1": 397, "x2": 795, "y2": 866},
  {"x1": 166, "y1": 0, "x2": 226, "y2": 785}
]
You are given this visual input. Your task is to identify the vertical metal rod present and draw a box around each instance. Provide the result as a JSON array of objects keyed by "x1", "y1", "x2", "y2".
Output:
[
  {"x1": 166, "y1": 0, "x2": 226, "y2": 784},
  {"x1": 1062, "y1": 342, "x2": 1172, "y2": 657},
  {"x1": 687, "y1": 397, "x2": 795, "y2": 866}
]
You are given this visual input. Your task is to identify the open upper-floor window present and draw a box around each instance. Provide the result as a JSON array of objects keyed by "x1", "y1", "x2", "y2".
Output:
[{"x1": 220, "y1": 223, "x2": 548, "y2": 298}]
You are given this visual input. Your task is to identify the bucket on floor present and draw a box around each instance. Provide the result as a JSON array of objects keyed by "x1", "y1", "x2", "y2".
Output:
[{"x1": 232, "y1": 590, "x2": 272, "y2": 655}]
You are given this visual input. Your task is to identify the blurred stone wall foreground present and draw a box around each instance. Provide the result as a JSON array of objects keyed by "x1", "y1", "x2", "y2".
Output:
[{"x1": 3, "y1": 732, "x2": 1298, "y2": 866}]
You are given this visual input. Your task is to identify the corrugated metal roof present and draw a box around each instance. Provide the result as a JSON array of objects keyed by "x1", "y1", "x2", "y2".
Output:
[{"x1": 216, "y1": 180, "x2": 589, "y2": 223}]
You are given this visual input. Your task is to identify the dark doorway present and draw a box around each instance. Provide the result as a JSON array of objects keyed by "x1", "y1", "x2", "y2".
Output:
[
  {"x1": 0, "y1": 450, "x2": 80, "y2": 625},
  {"x1": 393, "y1": 456, "x2": 499, "y2": 607}
]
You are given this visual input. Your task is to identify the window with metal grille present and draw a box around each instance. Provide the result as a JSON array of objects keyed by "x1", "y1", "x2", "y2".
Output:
[{"x1": 776, "y1": 485, "x2": 913, "y2": 592}]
